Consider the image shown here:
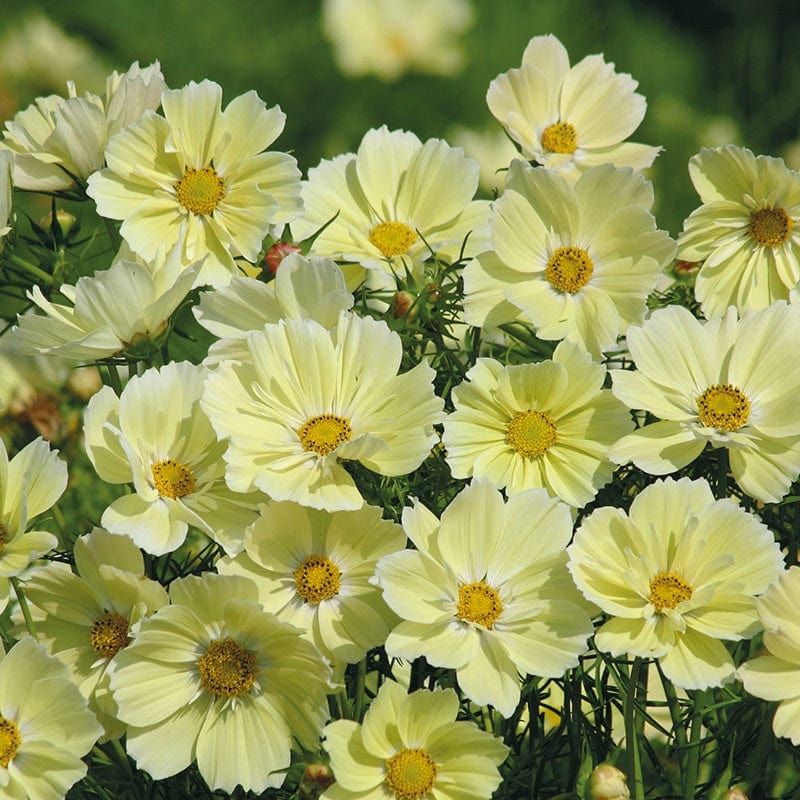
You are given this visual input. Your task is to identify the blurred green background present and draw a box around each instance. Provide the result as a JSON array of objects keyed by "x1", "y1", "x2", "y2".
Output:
[{"x1": 0, "y1": 0, "x2": 796, "y2": 235}]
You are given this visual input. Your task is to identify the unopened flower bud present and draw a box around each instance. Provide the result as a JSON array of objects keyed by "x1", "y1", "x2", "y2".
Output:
[
  {"x1": 392, "y1": 290, "x2": 418, "y2": 319},
  {"x1": 299, "y1": 763, "x2": 335, "y2": 800},
  {"x1": 40, "y1": 209, "x2": 78, "y2": 239},
  {"x1": 265, "y1": 241, "x2": 301, "y2": 274},
  {"x1": 66, "y1": 366, "x2": 103, "y2": 400},
  {"x1": 673, "y1": 259, "x2": 700, "y2": 278},
  {"x1": 722, "y1": 788, "x2": 748, "y2": 800},
  {"x1": 424, "y1": 282, "x2": 441, "y2": 303},
  {"x1": 588, "y1": 764, "x2": 630, "y2": 800}
]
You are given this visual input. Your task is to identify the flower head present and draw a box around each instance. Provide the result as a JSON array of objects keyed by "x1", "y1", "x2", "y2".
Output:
[
  {"x1": 322, "y1": 679, "x2": 508, "y2": 800},
  {"x1": 487, "y1": 35, "x2": 659, "y2": 182},
  {"x1": 568, "y1": 477, "x2": 784, "y2": 689}
]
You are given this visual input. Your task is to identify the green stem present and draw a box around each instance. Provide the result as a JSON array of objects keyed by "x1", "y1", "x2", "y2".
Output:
[
  {"x1": 104, "y1": 217, "x2": 122, "y2": 252},
  {"x1": 11, "y1": 577, "x2": 38, "y2": 638},
  {"x1": 716, "y1": 448, "x2": 729, "y2": 499},
  {"x1": 625, "y1": 658, "x2": 645, "y2": 800},
  {"x1": 682, "y1": 690, "x2": 707, "y2": 800},
  {"x1": 99, "y1": 363, "x2": 123, "y2": 394},
  {"x1": 352, "y1": 658, "x2": 367, "y2": 722},
  {"x1": 7, "y1": 254, "x2": 53, "y2": 285}
]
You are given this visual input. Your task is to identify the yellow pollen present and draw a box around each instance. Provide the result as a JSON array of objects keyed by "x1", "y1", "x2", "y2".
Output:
[
  {"x1": 198, "y1": 638, "x2": 257, "y2": 698},
  {"x1": 369, "y1": 221, "x2": 418, "y2": 258},
  {"x1": 298, "y1": 414, "x2": 352, "y2": 457},
  {"x1": 540, "y1": 121, "x2": 578, "y2": 154},
  {"x1": 151, "y1": 459, "x2": 196, "y2": 499},
  {"x1": 90, "y1": 611, "x2": 130, "y2": 658},
  {"x1": 545, "y1": 246, "x2": 594, "y2": 293},
  {"x1": 649, "y1": 571, "x2": 693, "y2": 612},
  {"x1": 175, "y1": 166, "x2": 225, "y2": 215},
  {"x1": 696, "y1": 384, "x2": 750, "y2": 431},
  {"x1": 385, "y1": 748, "x2": 438, "y2": 800},
  {"x1": 0, "y1": 716, "x2": 21, "y2": 768},
  {"x1": 0, "y1": 521, "x2": 7, "y2": 552},
  {"x1": 507, "y1": 410, "x2": 557, "y2": 458},
  {"x1": 749, "y1": 207, "x2": 792, "y2": 247},
  {"x1": 456, "y1": 581, "x2": 503, "y2": 629},
  {"x1": 294, "y1": 555, "x2": 341, "y2": 604}
]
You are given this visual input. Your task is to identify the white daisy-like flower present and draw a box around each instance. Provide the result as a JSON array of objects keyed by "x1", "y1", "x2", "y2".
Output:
[
  {"x1": 0, "y1": 437, "x2": 66, "y2": 612},
  {"x1": 0, "y1": 637, "x2": 102, "y2": 798},
  {"x1": 568, "y1": 476, "x2": 785, "y2": 690},
  {"x1": 609, "y1": 302, "x2": 800, "y2": 503},
  {"x1": 108, "y1": 572, "x2": 332, "y2": 793},
  {"x1": 738, "y1": 567, "x2": 800, "y2": 745},
  {"x1": 1, "y1": 61, "x2": 166, "y2": 193},
  {"x1": 86, "y1": 79, "x2": 302, "y2": 286},
  {"x1": 442, "y1": 340, "x2": 633, "y2": 507},
  {"x1": 83, "y1": 361, "x2": 264, "y2": 556},
  {"x1": 322, "y1": 680, "x2": 508, "y2": 800},
  {"x1": 373, "y1": 480, "x2": 593, "y2": 717},
  {"x1": 292, "y1": 126, "x2": 489, "y2": 288},
  {"x1": 201, "y1": 312, "x2": 445, "y2": 512},
  {"x1": 463, "y1": 159, "x2": 676, "y2": 358},
  {"x1": 19, "y1": 527, "x2": 169, "y2": 739},
  {"x1": 218, "y1": 500, "x2": 404, "y2": 665},
  {"x1": 194, "y1": 253, "x2": 353, "y2": 365},
  {"x1": 677, "y1": 145, "x2": 800, "y2": 317},
  {"x1": 322, "y1": 0, "x2": 473, "y2": 81},
  {"x1": 486, "y1": 34, "x2": 660, "y2": 182},
  {"x1": 8, "y1": 241, "x2": 200, "y2": 362}
]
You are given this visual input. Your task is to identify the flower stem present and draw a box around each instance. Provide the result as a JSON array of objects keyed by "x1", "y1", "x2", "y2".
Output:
[
  {"x1": 625, "y1": 658, "x2": 645, "y2": 800},
  {"x1": 352, "y1": 658, "x2": 367, "y2": 721},
  {"x1": 682, "y1": 689, "x2": 707, "y2": 800},
  {"x1": 8, "y1": 254, "x2": 53, "y2": 285},
  {"x1": 11, "y1": 577, "x2": 38, "y2": 638}
]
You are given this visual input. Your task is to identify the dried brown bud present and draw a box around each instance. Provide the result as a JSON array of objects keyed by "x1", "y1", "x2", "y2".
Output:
[{"x1": 265, "y1": 241, "x2": 301, "y2": 274}]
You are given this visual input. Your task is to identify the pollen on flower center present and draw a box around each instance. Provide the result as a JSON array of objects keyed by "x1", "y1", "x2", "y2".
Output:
[
  {"x1": 540, "y1": 121, "x2": 578, "y2": 154},
  {"x1": 298, "y1": 414, "x2": 353, "y2": 457},
  {"x1": 507, "y1": 410, "x2": 557, "y2": 458},
  {"x1": 175, "y1": 166, "x2": 225, "y2": 216},
  {"x1": 749, "y1": 207, "x2": 792, "y2": 247},
  {"x1": 198, "y1": 637, "x2": 258, "y2": 698},
  {"x1": 294, "y1": 554, "x2": 341, "y2": 604},
  {"x1": 369, "y1": 221, "x2": 418, "y2": 258},
  {"x1": 0, "y1": 521, "x2": 7, "y2": 552},
  {"x1": 545, "y1": 246, "x2": 594, "y2": 293},
  {"x1": 0, "y1": 716, "x2": 21, "y2": 768},
  {"x1": 151, "y1": 458, "x2": 196, "y2": 499},
  {"x1": 649, "y1": 571, "x2": 693, "y2": 611},
  {"x1": 90, "y1": 611, "x2": 131, "y2": 658},
  {"x1": 385, "y1": 747, "x2": 438, "y2": 800},
  {"x1": 696, "y1": 384, "x2": 751, "y2": 431},
  {"x1": 456, "y1": 581, "x2": 503, "y2": 628}
]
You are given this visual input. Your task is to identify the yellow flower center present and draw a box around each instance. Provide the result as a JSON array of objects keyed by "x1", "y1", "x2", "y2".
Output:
[
  {"x1": 540, "y1": 121, "x2": 578, "y2": 154},
  {"x1": 456, "y1": 581, "x2": 503, "y2": 629},
  {"x1": 749, "y1": 207, "x2": 792, "y2": 247},
  {"x1": 649, "y1": 571, "x2": 693, "y2": 611},
  {"x1": 151, "y1": 458, "x2": 196, "y2": 499},
  {"x1": 0, "y1": 716, "x2": 21, "y2": 768},
  {"x1": 294, "y1": 555, "x2": 341, "y2": 604},
  {"x1": 198, "y1": 638, "x2": 258, "y2": 698},
  {"x1": 545, "y1": 246, "x2": 594, "y2": 293},
  {"x1": 0, "y1": 521, "x2": 7, "y2": 552},
  {"x1": 90, "y1": 611, "x2": 131, "y2": 658},
  {"x1": 369, "y1": 221, "x2": 418, "y2": 257},
  {"x1": 385, "y1": 748, "x2": 438, "y2": 800},
  {"x1": 298, "y1": 414, "x2": 353, "y2": 457},
  {"x1": 696, "y1": 384, "x2": 750, "y2": 431},
  {"x1": 175, "y1": 166, "x2": 225, "y2": 215},
  {"x1": 507, "y1": 410, "x2": 557, "y2": 458}
]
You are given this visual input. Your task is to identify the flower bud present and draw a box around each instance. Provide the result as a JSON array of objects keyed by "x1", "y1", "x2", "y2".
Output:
[
  {"x1": 587, "y1": 764, "x2": 630, "y2": 800},
  {"x1": 265, "y1": 241, "x2": 301, "y2": 274},
  {"x1": 39, "y1": 209, "x2": 78, "y2": 239},
  {"x1": 299, "y1": 763, "x2": 335, "y2": 800},
  {"x1": 722, "y1": 788, "x2": 748, "y2": 800},
  {"x1": 392, "y1": 290, "x2": 418, "y2": 319}
]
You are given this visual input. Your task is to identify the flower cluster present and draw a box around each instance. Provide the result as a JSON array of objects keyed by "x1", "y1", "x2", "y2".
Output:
[{"x1": 1, "y1": 26, "x2": 799, "y2": 800}]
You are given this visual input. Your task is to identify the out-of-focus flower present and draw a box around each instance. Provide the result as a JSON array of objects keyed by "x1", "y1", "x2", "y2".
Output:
[
  {"x1": 83, "y1": 361, "x2": 264, "y2": 556},
  {"x1": 202, "y1": 313, "x2": 444, "y2": 512},
  {"x1": 449, "y1": 125, "x2": 519, "y2": 194},
  {"x1": 443, "y1": 340, "x2": 633, "y2": 508},
  {"x1": 293, "y1": 126, "x2": 488, "y2": 289},
  {"x1": 0, "y1": 150, "x2": 12, "y2": 243},
  {"x1": 109, "y1": 573, "x2": 332, "y2": 793},
  {"x1": 487, "y1": 35, "x2": 659, "y2": 183},
  {"x1": 677, "y1": 145, "x2": 800, "y2": 317},
  {"x1": 322, "y1": 0, "x2": 473, "y2": 81},
  {"x1": 463, "y1": 160, "x2": 675, "y2": 358},
  {"x1": 1, "y1": 61, "x2": 166, "y2": 193},
  {"x1": 0, "y1": 637, "x2": 102, "y2": 798},
  {"x1": 609, "y1": 303, "x2": 800, "y2": 503},
  {"x1": 321, "y1": 680, "x2": 508, "y2": 800},
  {"x1": 374, "y1": 480, "x2": 593, "y2": 717},
  {"x1": 568, "y1": 477, "x2": 784, "y2": 690},
  {"x1": 587, "y1": 764, "x2": 631, "y2": 800},
  {"x1": 87, "y1": 79, "x2": 302, "y2": 286}
]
